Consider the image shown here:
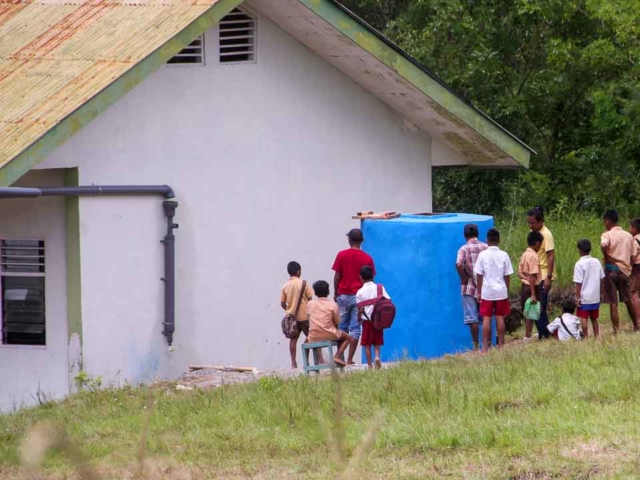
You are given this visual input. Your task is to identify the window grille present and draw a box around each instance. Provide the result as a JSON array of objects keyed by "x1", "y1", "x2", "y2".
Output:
[
  {"x1": 167, "y1": 35, "x2": 205, "y2": 65},
  {"x1": 219, "y1": 8, "x2": 256, "y2": 63},
  {"x1": 0, "y1": 239, "x2": 46, "y2": 346}
]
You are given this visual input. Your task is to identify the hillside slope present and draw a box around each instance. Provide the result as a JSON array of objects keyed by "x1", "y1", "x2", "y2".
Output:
[{"x1": 2, "y1": 335, "x2": 640, "y2": 479}]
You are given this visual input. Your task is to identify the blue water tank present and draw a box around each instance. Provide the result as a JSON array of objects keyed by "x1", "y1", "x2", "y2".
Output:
[{"x1": 362, "y1": 213, "x2": 494, "y2": 361}]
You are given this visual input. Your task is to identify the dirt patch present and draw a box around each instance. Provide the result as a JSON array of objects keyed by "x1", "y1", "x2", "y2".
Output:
[
  {"x1": 175, "y1": 363, "x2": 392, "y2": 390},
  {"x1": 563, "y1": 440, "x2": 633, "y2": 463}
]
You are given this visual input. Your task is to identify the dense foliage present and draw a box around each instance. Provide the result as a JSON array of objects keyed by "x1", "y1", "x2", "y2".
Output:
[{"x1": 341, "y1": 0, "x2": 640, "y2": 216}]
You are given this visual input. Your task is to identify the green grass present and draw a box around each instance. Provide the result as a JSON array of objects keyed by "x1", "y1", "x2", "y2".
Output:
[{"x1": 4, "y1": 334, "x2": 640, "y2": 478}]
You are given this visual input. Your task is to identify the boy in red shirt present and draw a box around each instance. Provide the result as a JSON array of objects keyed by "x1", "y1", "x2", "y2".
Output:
[{"x1": 332, "y1": 228, "x2": 375, "y2": 365}]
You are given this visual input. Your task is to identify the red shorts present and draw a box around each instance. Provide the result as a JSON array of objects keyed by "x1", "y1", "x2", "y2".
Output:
[
  {"x1": 361, "y1": 321, "x2": 384, "y2": 346},
  {"x1": 577, "y1": 309, "x2": 599, "y2": 320},
  {"x1": 479, "y1": 299, "x2": 510, "y2": 317}
]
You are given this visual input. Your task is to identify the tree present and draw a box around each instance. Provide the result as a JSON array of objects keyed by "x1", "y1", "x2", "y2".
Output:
[{"x1": 341, "y1": 0, "x2": 640, "y2": 215}]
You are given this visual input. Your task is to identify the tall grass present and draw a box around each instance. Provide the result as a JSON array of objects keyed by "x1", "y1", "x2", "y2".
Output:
[
  {"x1": 498, "y1": 209, "x2": 604, "y2": 293},
  {"x1": 4, "y1": 336, "x2": 640, "y2": 478}
]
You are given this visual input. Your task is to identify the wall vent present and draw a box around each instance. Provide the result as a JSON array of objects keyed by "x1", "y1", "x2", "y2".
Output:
[
  {"x1": 219, "y1": 8, "x2": 256, "y2": 64},
  {"x1": 168, "y1": 35, "x2": 205, "y2": 65}
]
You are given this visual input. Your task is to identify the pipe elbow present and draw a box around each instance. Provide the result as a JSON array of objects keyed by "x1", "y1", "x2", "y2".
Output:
[{"x1": 163, "y1": 185, "x2": 176, "y2": 199}]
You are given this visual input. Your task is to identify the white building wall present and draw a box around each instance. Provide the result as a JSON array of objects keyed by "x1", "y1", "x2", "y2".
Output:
[
  {"x1": 0, "y1": 170, "x2": 68, "y2": 411},
  {"x1": 36, "y1": 10, "x2": 432, "y2": 383}
]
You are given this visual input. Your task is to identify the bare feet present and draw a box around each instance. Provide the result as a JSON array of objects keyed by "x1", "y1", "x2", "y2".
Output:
[
  {"x1": 291, "y1": 362, "x2": 298, "y2": 369},
  {"x1": 374, "y1": 358, "x2": 382, "y2": 370},
  {"x1": 333, "y1": 356, "x2": 346, "y2": 367}
]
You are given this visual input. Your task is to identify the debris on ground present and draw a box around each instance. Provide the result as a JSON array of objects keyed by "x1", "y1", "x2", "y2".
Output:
[{"x1": 176, "y1": 362, "x2": 392, "y2": 390}]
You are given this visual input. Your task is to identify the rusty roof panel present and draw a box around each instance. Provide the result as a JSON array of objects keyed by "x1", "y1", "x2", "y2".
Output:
[{"x1": 0, "y1": 0, "x2": 222, "y2": 170}]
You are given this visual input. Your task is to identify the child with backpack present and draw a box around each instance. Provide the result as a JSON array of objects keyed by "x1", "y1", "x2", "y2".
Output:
[{"x1": 356, "y1": 265, "x2": 393, "y2": 370}]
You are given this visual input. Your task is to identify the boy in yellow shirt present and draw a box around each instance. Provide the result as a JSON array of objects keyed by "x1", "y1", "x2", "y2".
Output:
[{"x1": 518, "y1": 231, "x2": 543, "y2": 341}]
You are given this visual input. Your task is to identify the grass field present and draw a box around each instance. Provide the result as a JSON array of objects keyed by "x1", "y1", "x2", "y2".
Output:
[
  {"x1": 2, "y1": 214, "x2": 639, "y2": 479},
  {"x1": 3, "y1": 331, "x2": 640, "y2": 479}
]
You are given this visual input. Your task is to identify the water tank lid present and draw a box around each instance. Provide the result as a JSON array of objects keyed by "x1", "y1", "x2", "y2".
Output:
[{"x1": 362, "y1": 213, "x2": 493, "y2": 224}]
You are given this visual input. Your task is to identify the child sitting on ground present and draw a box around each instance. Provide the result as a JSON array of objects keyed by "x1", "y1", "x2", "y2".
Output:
[
  {"x1": 518, "y1": 231, "x2": 543, "y2": 342},
  {"x1": 573, "y1": 239, "x2": 605, "y2": 338},
  {"x1": 547, "y1": 299, "x2": 582, "y2": 341},
  {"x1": 356, "y1": 265, "x2": 390, "y2": 370}
]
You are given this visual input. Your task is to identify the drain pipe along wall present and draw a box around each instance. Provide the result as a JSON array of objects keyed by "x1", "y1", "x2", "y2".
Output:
[{"x1": 0, "y1": 185, "x2": 178, "y2": 346}]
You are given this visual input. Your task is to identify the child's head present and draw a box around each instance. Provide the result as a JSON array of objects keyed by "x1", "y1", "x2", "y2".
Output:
[
  {"x1": 603, "y1": 209, "x2": 619, "y2": 230},
  {"x1": 527, "y1": 231, "x2": 544, "y2": 252},
  {"x1": 347, "y1": 228, "x2": 364, "y2": 247},
  {"x1": 577, "y1": 238, "x2": 592, "y2": 256},
  {"x1": 486, "y1": 228, "x2": 500, "y2": 246},
  {"x1": 287, "y1": 261, "x2": 301, "y2": 277},
  {"x1": 360, "y1": 265, "x2": 374, "y2": 283},
  {"x1": 562, "y1": 298, "x2": 576, "y2": 314},
  {"x1": 631, "y1": 218, "x2": 640, "y2": 236},
  {"x1": 312, "y1": 280, "x2": 330, "y2": 298},
  {"x1": 463, "y1": 223, "x2": 479, "y2": 240},
  {"x1": 527, "y1": 206, "x2": 545, "y2": 232}
]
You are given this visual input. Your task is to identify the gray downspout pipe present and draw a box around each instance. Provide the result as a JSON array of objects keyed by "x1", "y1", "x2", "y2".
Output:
[{"x1": 0, "y1": 185, "x2": 178, "y2": 346}]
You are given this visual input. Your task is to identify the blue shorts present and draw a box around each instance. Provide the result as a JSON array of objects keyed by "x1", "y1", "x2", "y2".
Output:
[
  {"x1": 337, "y1": 294, "x2": 361, "y2": 339},
  {"x1": 462, "y1": 295, "x2": 480, "y2": 325}
]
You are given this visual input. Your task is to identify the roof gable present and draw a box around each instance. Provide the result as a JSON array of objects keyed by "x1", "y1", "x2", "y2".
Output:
[
  {"x1": 0, "y1": 0, "x2": 531, "y2": 187},
  {"x1": 248, "y1": 0, "x2": 532, "y2": 168}
]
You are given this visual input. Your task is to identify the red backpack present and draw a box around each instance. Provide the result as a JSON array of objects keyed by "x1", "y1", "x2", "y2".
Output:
[{"x1": 357, "y1": 284, "x2": 396, "y2": 330}]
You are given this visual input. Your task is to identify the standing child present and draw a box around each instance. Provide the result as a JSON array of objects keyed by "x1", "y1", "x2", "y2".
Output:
[
  {"x1": 630, "y1": 218, "x2": 640, "y2": 324},
  {"x1": 573, "y1": 239, "x2": 605, "y2": 338},
  {"x1": 356, "y1": 265, "x2": 390, "y2": 370},
  {"x1": 455, "y1": 224, "x2": 488, "y2": 350},
  {"x1": 474, "y1": 228, "x2": 514, "y2": 353},
  {"x1": 280, "y1": 261, "x2": 314, "y2": 369},
  {"x1": 518, "y1": 231, "x2": 543, "y2": 342},
  {"x1": 547, "y1": 299, "x2": 582, "y2": 341},
  {"x1": 601, "y1": 209, "x2": 638, "y2": 332}
]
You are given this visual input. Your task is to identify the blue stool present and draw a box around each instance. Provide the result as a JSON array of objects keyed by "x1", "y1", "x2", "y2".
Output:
[{"x1": 301, "y1": 340, "x2": 339, "y2": 375}]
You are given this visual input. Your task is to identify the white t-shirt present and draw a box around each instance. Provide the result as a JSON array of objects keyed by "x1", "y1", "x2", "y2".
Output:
[
  {"x1": 573, "y1": 255, "x2": 604, "y2": 305},
  {"x1": 473, "y1": 246, "x2": 514, "y2": 301},
  {"x1": 356, "y1": 281, "x2": 390, "y2": 320},
  {"x1": 548, "y1": 313, "x2": 582, "y2": 341}
]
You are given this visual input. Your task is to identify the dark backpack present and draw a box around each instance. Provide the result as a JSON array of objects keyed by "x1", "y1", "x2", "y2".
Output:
[{"x1": 357, "y1": 284, "x2": 396, "y2": 330}]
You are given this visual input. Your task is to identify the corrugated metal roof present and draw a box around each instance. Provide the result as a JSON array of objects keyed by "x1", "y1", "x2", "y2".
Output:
[{"x1": 0, "y1": 0, "x2": 222, "y2": 171}]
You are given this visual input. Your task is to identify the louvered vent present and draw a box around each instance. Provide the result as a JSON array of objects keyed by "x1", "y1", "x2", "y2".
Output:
[
  {"x1": 1, "y1": 240, "x2": 46, "y2": 346},
  {"x1": 219, "y1": 8, "x2": 256, "y2": 63},
  {"x1": 168, "y1": 35, "x2": 205, "y2": 65}
]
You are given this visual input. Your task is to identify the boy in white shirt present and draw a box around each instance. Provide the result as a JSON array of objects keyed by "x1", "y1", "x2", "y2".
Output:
[
  {"x1": 548, "y1": 299, "x2": 582, "y2": 341},
  {"x1": 474, "y1": 228, "x2": 514, "y2": 353},
  {"x1": 573, "y1": 239, "x2": 605, "y2": 338},
  {"x1": 356, "y1": 265, "x2": 390, "y2": 370}
]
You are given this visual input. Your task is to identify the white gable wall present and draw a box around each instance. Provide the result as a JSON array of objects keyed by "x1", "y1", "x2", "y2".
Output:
[{"x1": 34, "y1": 9, "x2": 432, "y2": 384}]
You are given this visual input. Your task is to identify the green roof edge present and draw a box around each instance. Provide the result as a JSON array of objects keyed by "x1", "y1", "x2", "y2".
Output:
[
  {"x1": 300, "y1": 0, "x2": 532, "y2": 168},
  {"x1": 0, "y1": 0, "x2": 243, "y2": 187}
]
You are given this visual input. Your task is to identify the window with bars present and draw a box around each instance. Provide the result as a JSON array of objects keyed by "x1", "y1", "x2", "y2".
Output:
[
  {"x1": 167, "y1": 35, "x2": 205, "y2": 65},
  {"x1": 219, "y1": 8, "x2": 256, "y2": 64},
  {"x1": 0, "y1": 239, "x2": 46, "y2": 346}
]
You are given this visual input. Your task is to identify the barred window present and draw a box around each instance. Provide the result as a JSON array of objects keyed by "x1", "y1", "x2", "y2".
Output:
[{"x1": 1, "y1": 239, "x2": 45, "y2": 346}]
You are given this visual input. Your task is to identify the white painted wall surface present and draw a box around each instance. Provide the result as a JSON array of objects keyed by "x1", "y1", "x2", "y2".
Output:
[
  {"x1": 0, "y1": 170, "x2": 68, "y2": 412},
  {"x1": 35, "y1": 9, "x2": 433, "y2": 384}
]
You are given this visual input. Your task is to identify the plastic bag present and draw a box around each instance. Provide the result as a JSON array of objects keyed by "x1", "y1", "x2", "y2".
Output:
[{"x1": 524, "y1": 297, "x2": 541, "y2": 321}]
